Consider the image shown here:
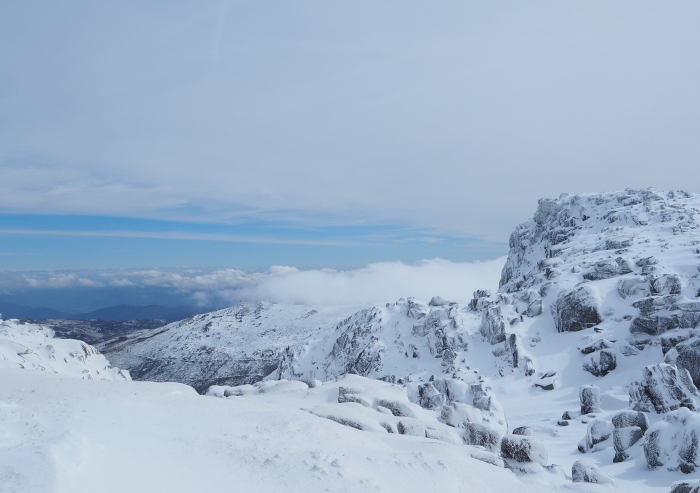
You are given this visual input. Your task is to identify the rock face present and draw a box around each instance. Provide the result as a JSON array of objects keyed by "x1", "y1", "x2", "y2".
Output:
[
  {"x1": 572, "y1": 460, "x2": 617, "y2": 487},
  {"x1": 580, "y1": 385, "x2": 602, "y2": 414},
  {"x1": 552, "y1": 287, "x2": 602, "y2": 333},
  {"x1": 501, "y1": 435, "x2": 548, "y2": 466},
  {"x1": 630, "y1": 364, "x2": 697, "y2": 414}
]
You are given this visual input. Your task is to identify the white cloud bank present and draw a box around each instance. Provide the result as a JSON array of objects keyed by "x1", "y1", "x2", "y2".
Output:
[
  {"x1": 233, "y1": 258, "x2": 505, "y2": 306},
  {"x1": 1, "y1": 258, "x2": 507, "y2": 308}
]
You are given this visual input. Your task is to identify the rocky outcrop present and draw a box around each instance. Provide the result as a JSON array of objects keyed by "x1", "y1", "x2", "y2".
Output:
[{"x1": 630, "y1": 363, "x2": 697, "y2": 413}]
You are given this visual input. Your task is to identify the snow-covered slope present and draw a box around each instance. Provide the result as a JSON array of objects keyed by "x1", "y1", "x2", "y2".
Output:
[
  {"x1": 0, "y1": 370, "x2": 605, "y2": 493},
  {"x1": 101, "y1": 302, "x2": 365, "y2": 391},
  {"x1": 0, "y1": 318, "x2": 130, "y2": 381}
]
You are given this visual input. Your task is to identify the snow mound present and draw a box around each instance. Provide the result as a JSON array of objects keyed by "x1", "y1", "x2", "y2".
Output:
[{"x1": 0, "y1": 318, "x2": 130, "y2": 381}]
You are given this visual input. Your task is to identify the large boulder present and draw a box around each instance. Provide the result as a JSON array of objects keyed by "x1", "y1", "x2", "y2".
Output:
[
  {"x1": 580, "y1": 385, "x2": 602, "y2": 414},
  {"x1": 578, "y1": 419, "x2": 613, "y2": 453},
  {"x1": 583, "y1": 349, "x2": 617, "y2": 377},
  {"x1": 612, "y1": 410, "x2": 649, "y2": 433},
  {"x1": 630, "y1": 364, "x2": 697, "y2": 413},
  {"x1": 613, "y1": 426, "x2": 644, "y2": 462},
  {"x1": 571, "y1": 460, "x2": 617, "y2": 488},
  {"x1": 501, "y1": 435, "x2": 548, "y2": 466},
  {"x1": 552, "y1": 286, "x2": 602, "y2": 333},
  {"x1": 644, "y1": 408, "x2": 700, "y2": 471}
]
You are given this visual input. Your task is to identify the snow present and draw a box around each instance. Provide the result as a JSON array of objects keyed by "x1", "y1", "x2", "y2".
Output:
[
  {"x1": 3, "y1": 188, "x2": 700, "y2": 492},
  {"x1": 0, "y1": 371, "x2": 603, "y2": 493}
]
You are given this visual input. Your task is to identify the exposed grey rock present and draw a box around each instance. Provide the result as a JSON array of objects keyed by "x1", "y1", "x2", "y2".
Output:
[
  {"x1": 526, "y1": 299, "x2": 543, "y2": 317},
  {"x1": 557, "y1": 420, "x2": 570, "y2": 426},
  {"x1": 630, "y1": 363, "x2": 697, "y2": 413},
  {"x1": 479, "y1": 304, "x2": 508, "y2": 345},
  {"x1": 572, "y1": 460, "x2": 617, "y2": 488},
  {"x1": 552, "y1": 286, "x2": 602, "y2": 332},
  {"x1": 612, "y1": 410, "x2": 649, "y2": 433},
  {"x1": 512, "y1": 426, "x2": 533, "y2": 436},
  {"x1": 636, "y1": 256, "x2": 659, "y2": 267},
  {"x1": 463, "y1": 422, "x2": 501, "y2": 452},
  {"x1": 613, "y1": 426, "x2": 644, "y2": 462},
  {"x1": 580, "y1": 385, "x2": 601, "y2": 414},
  {"x1": 500, "y1": 435, "x2": 548, "y2": 465},
  {"x1": 583, "y1": 349, "x2": 617, "y2": 377}
]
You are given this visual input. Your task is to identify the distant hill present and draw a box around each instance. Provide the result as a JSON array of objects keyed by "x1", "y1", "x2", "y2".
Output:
[
  {"x1": 0, "y1": 301, "x2": 72, "y2": 320},
  {"x1": 0, "y1": 301, "x2": 202, "y2": 323},
  {"x1": 76, "y1": 304, "x2": 201, "y2": 322}
]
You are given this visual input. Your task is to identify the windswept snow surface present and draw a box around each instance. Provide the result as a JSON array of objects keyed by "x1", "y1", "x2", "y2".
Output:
[{"x1": 0, "y1": 371, "x2": 605, "y2": 493}]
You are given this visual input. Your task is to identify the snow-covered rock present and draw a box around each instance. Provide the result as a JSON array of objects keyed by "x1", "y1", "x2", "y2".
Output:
[{"x1": 572, "y1": 460, "x2": 618, "y2": 488}]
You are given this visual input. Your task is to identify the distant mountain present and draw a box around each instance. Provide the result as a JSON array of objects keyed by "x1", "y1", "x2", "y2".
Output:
[
  {"x1": 0, "y1": 301, "x2": 72, "y2": 320},
  {"x1": 0, "y1": 301, "x2": 202, "y2": 323},
  {"x1": 75, "y1": 304, "x2": 201, "y2": 322}
]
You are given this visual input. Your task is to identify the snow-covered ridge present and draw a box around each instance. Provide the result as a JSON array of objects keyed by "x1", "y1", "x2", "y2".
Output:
[
  {"x1": 0, "y1": 318, "x2": 130, "y2": 381},
  {"x1": 72, "y1": 188, "x2": 700, "y2": 492}
]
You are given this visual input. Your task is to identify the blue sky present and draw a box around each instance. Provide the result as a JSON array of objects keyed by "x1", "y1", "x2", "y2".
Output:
[
  {"x1": 0, "y1": 214, "x2": 506, "y2": 271},
  {"x1": 1, "y1": 1, "x2": 699, "y2": 310}
]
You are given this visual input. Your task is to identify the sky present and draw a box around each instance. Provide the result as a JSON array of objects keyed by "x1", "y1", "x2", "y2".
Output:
[{"x1": 1, "y1": 1, "x2": 699, "y2": 310}]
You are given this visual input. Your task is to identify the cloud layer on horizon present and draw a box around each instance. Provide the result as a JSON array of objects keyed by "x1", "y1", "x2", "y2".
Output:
[{"x1": 0, "y1": 258, "x2": 506, "y2": 310}]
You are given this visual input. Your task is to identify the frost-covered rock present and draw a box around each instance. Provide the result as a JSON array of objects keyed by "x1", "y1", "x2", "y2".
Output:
[
  {"x1": 580, "y1": 385, "x2": 602, "y2": 414},
  {"x1": 463, "y1": 422, "x2": 501, "y2": 452},
  {"x1": 501, "y1": 435, "x2": 548, "y2": 465},
  {"x1": 643, "y1": 408, "x2": 700, "y2": 472},
  {"x1": 613, "y1": 427, "x2": 644, "y2": 462},
  {"x1": 552, "y1": 286, "x2": 602, "y2": 333},
  {"x1": 571, "y1": 460, "x2": 617, "y2": 488},
  {"x1": 630, "y1": 363, "x2": 697, "y2": 413},
  {"x1": 578, "y1": 419, "x2": 613, "y2": 453},
  {"x1": 583, "y1": 349, "x2": 617, "y2": 377},
  {"x1": 479, "y1": 304, "x2": 508, "y2": 345},
  {"x1": 612, "y1": 410, "x2": 649, "y2": 433},
  {"x1": 397, "y1": 420, "x2": 426, "y2": 437}
]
